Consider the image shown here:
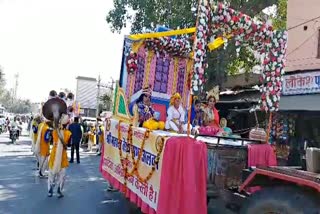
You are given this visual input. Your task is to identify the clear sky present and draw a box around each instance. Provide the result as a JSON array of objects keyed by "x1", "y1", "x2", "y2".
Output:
[{"x1": 0, "y1": 0, "x2": 130, "y2": 103}]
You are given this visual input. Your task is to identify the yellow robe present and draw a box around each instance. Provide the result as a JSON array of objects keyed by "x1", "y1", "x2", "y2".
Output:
[
  {"x1": 32, "y1": 120, "x2": 39, "y2": 144},
  {"x1": 39, "y1": 123, "x2": 50, "y2": 157},
  {"x1": 49, "y1": 129, "x2": 71, "y2": 170},
  {"x1": 98, "y1": 126, "x2": 105, "y2": 144},
  {"x1": 88, "y1": 127, "x2": 96, "y2": 145}
]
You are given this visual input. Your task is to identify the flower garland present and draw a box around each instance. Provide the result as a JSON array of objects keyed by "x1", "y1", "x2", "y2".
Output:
[
  {"x1": 144, "y1": 36, "x2": 192, "y2": 58},
  {"x1": 118, "y1": 121, "x2": 165, "y2": 190},
  {"x1": 117, "y1": 120, "x2": 128, "y2": 191},
  {"x1": 192, "y1": 2, "x2": 211, "y2": 93},
  {"x1": 126, "y1": 51, "x2": 138, "y2": 74},
  {"x1": 126, "y1": 126, "x2": 165, "y2": 183},
  {"x1": 126, "y1": 36, "x2": 192, "y2": 75},
  {"x1": 191, "y1": 1, "x2": 287, "y2": 111}
]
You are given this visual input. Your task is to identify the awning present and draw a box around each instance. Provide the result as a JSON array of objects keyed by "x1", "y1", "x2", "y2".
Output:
[{"x1": 279, "y1": 94, "x2": 320, "y2": 111}]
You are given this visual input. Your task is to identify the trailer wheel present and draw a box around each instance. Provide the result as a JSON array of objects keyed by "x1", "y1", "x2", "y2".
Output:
[{"x1": 240, "y1": 186, "x2": 320, "y2": 214}]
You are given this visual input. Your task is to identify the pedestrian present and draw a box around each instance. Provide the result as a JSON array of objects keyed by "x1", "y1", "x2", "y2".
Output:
[
  {"x1": 31, "y1": 115, "x2": 42, "y2": 168},
  {"x1": 35, "y1": 120, "x2": 52, "y2": 177},
  {"x1": 97, "y1": 122, "x2": 105, "y2": 156},
  {"x1": 68, "y1": 117, "x2": 83, "y2": 163},
  {"x1": 87, "y1": 124, "x2": 96, "y2": 152},
  {"x1": 47, "y1": 114, "x2": 71, "y2": 198}
]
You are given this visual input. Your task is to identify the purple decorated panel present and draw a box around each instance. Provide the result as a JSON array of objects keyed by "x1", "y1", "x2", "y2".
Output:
[
  {"x1": 134, "y1": 54, "x2": 145, "y2": 93},
  {"x1": 177, "y1": 60, "x2": 186, "y2": 95},
  {"x1": 154, "y1": 56, "x2": 170, "y2": 94}
]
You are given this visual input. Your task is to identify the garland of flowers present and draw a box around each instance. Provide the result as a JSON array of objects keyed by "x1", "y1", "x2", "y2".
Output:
[
  {"x1": 192, "y1": 1, "x2": 211, "y2": 94},
  {"x1": 126, "y1": 51, "x2": 138, "y2": 74},
  {"x1": 126, "y1": 36, "x2": 192, "y2": 75},
  {"x1": 105, "y1": 119, "x2": 111, "y2": 131},
  {"x1": 190, "y1": 1, "x2": 287, "y2": 111},
  {"x1": 144, "y1": 36, "x2": 192, "y2": 58},
  {"x1": 118, "y1": 122, "x2": 165, "y2": 189},
  {"x1": 126, "y1": 126, "x2": 165, "y2": 183},
  {"x1": 117, "y1": 120, "x2": 128, "y2": 191}
]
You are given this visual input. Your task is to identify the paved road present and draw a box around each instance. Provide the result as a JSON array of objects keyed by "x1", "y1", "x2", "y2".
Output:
[{"x1": 0, "y1": 131, "x2": 133, "y2": 214}]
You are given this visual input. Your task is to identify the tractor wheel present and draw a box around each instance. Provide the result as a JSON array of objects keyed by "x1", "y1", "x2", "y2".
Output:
[{"x1": 240, "y1": 186, "x2": 320, "y2": 214}]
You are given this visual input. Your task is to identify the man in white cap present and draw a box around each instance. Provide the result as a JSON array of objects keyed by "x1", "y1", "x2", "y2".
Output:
[{"x1": 47, "y1": 114, "x2": 71, "y2": 198}]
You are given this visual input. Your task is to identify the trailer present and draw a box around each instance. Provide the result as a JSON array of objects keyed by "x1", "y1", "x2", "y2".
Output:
[
  {"x1": 200, "y1": 134, "x2": 320, "y2": 213},
  {"x1": 97, "y1": 1, "x2": 320, "y2": 214}
]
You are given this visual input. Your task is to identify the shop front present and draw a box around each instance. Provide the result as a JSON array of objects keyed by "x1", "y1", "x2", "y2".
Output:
[{"x1": 272, "y1": 70, "x2": 320, "y2": 165}]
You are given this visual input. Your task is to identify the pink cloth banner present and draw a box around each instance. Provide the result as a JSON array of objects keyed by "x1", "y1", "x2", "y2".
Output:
[
  {"x1": 157, "y1": 137, "x2": 207, "y2": 214},
  {"x1": 100, "y1": 135, "x2": 208, "y2": 214}
]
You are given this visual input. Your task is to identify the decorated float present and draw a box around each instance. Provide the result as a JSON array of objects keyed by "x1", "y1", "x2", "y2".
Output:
[{"x1": 98, "y1": 1, "x2": 320, "y2": 214}]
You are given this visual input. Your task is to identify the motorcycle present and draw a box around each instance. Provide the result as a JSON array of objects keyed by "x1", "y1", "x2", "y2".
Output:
[{"x1": 9, "y1": 126, "x2": 19, "y2": 144}]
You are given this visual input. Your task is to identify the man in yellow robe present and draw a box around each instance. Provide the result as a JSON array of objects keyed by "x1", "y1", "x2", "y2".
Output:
[
  {"x1": 97, "y1": 123, "x2": 104, "y2": 156},
  {"x1": 35, "y1": 120, "x2": 52, "y2": 177},
  {"x1": 48, "y1": 114, "x2": 71, "y2": 198},
  {"x1": 87, "y1": 124, "x2": 96, "y2": 152},
  {"x1": 30, "y1": 115, "x2": 42, "y2": 169}
]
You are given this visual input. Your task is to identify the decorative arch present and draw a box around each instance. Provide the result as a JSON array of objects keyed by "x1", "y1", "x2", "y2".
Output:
[{"x1": 192, "y1": 1, "x2": 287, "y2": 112}]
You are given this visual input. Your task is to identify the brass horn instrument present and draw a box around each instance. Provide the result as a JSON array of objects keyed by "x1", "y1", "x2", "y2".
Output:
[
  {"x1": 42, "y1": 97, "x2": 67, "y2": 128},
  {"x1": 42, "y1": 97, "x2": 68, "y2": 145}
]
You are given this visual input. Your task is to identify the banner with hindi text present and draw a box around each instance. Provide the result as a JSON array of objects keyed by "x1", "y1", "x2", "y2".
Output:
[{"x1": 101, "y1": 119, "x2": 166, "y2": 211}]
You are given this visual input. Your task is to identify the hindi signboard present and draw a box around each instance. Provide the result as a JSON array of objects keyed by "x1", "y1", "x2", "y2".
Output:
[
  {"x1": 102, "y1": 119, "x2": 166, "y2": 211},
  {"x1": 282, "y1": 71, "x2": 320, "y2": 95}
]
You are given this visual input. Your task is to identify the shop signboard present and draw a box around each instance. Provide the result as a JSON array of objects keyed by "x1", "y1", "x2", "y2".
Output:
[{"x1": 282, "y1": 71, "x2": 320, "y2": 95}]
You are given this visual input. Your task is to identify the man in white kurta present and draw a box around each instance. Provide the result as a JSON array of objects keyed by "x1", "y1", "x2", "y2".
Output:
[{"x1": 165, "y1": 93, "x2": 188, "y2": 133}]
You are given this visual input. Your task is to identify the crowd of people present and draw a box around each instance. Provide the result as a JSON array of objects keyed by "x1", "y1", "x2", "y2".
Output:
[
  {"x1": 29, "y1": 90, "x2": 106, "y2": 198},
  {"x1": 132, "y1": 85, "x2": 233, "y2": 137}
]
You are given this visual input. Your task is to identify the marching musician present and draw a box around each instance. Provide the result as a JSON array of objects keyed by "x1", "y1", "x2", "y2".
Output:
[
  {"x1": 48, "y1": 114, "x2": 71, "y2": 198},
  {"x1": 31, "y1": 115, "x2": 42, "y2": 169},
  {"x1": 35, "y1": 120, "x2": 52, "y2": 177}
]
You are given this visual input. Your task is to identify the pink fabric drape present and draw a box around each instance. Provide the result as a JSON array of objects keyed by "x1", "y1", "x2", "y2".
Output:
[
  {"x1": 247, "y1": 144, "x2": 277, "y2": 167},
  {"x1": 247, "y1": 144, "x2": 277, "y2": 193},
  {"x1": 100, "y1": 136, "x2": 208, "y2": 214},
  {"x1": 157, "y1": 137, "x2": 207, "y2": 214}
]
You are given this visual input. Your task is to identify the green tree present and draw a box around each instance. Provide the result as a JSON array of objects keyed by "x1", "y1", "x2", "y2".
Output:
[
  {"x1": 106, "y1": 0, "x2": 280, "y2": 88},
  {"x1": 272, "y1": 0, "x2": 287, "y2": 30},
  {"x1": 99, "y1": 93, "x2": 112, "y2": 111}
]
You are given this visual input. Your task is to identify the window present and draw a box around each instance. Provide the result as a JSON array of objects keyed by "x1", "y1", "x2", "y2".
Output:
[
  {"x1": 134, "y1": 54, "x2": 145, "y2": 93},
  {"x1": 154, "y1": 57, "x2": 170, "y2": 93},
  {"x1": 176, "y1": 61, "x2": 186, "y2": 95}
]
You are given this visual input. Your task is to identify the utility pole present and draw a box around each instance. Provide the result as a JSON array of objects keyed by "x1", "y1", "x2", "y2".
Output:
[
  {"x1": 14, "y1": 73, "x2": 19, "y2": 99},
  {"x1": 96, "y1": 74, "x2": 101, "y2": 119}
]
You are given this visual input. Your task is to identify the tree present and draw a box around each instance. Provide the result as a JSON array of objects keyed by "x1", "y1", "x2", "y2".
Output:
[
  {"x1": 0, "y1": 68, "x2": 34, "y2": 114},
  {"x1": 272, "y1": 0, "x2": 287, "y2": 30},
  {"x1": 106, "y1": 0, "x2": 280, "y2": 88},
  {"x1": 99, "y1": 92, "x2": 112, "y2": 111}
]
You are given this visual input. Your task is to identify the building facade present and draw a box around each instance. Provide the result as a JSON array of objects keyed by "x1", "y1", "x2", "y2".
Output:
[
  {"x1": 76, "y1": 76, "x2": 98, "y2": 117},
  {"x1": 278, "y1": 0, "x2": 320, "y2": 148},
  {"x1": 286, "y1": 0, "x2": 320, "y2": 72}
]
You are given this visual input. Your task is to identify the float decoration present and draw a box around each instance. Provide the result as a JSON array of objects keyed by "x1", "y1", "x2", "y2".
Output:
[
  {"x1": 144, "y1": 36, "x2": 192, "y2": 58},
  {"x1": 192, "y1": 1, "x2": 287, "y2": 111},
  {"x1": 118, "y1": 122, "x2": 165, "y2": 191},
  {"x1": 192, "y1": 2, "x2": 211, "y2": 93},
  {"x1": 126, "y1": 52, "x2": 138, "y2": 74},
  {"x1": 113, "y1": 83, "x2": 132, "y2": 123}
]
